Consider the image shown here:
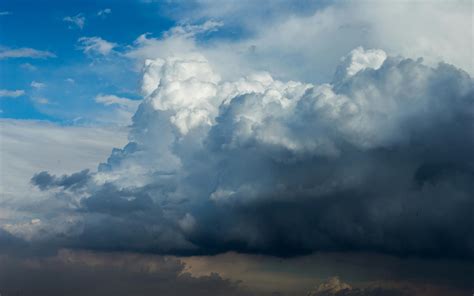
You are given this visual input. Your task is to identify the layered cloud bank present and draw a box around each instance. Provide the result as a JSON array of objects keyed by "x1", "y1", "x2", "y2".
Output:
[{"x1": 7, "y1": 46, "x2": 473, "y2": 259}]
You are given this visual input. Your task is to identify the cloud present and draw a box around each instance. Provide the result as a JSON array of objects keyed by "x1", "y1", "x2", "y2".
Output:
[
  {"x1": 32, "y1": 97, "x2": 50, "y2": 105},
  {"x1": 30, "y1": 81, "x2": 46, "y2": 89},
  {"x1": 0, "y1": 119, "x2": 128, "y2": 205},
  {"x1": 0, "y1": 250, "x2": 254, "y2": 296},
  {"x1": 63, "y1": 13, "x2": 85, "y2": 29},
  {"x1": 0, "y1": 47, "x2": 56, "y2": 59},
  {"x1": 308, "y1": 277, "x2": 408, "y2": 296},
  {"x1": 78, "y1": 36, "x2": 117, "y2": 55},
  {"x1": 0, "y1": 89, "x2": 25, "y2": 98},
  {"x1": 155, "y1": 251, "x2": 474, "y2": 295},
  {"x1": 12, "y1": 47, "x2": 472, "y2": 261},
  {"x1": 167, "y1": 20, "x2": 224, "y2": 36},
  {"x1": 0, "y1": 11, "x2": 11, "y2": 16},
  {"x1": 31, "y1": 169, "x2": 91, "y2": 191},
  {"x1": 161, "y1": 1, "x2": 473, "y2": 81},
  {"x1": 20, "y1": 63, "x2": 38, "y2": 71},
  {"x1": 125, "y1": 21, "x2": 222, "y2": 62},
  {"x1": 94, "y1": 94, "x2": 141, "y2": 125},
  {"x1": 97, "y1": 8, "x2": 112, "y2": 17},
  {"x1": 95, "y1": 94, "x2": 139, "y2": 109}
]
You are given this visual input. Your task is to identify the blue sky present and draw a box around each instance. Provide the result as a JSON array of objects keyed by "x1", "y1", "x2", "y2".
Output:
[{"x1": 0, "y1": 0, "x2": 177, "y2": 122}]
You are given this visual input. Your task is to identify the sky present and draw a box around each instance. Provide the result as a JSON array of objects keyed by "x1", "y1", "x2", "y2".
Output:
[{"x1": 0, "y1": 1, "x2": 473, "y2": 295}]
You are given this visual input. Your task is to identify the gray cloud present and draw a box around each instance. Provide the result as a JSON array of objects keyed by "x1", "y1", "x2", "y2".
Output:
[
  {"x1": 0, "y1": 250, "x2": 253, "y2": 296},
  {"x1": 308, "y1": 277, "x2": 408, "y2": 296},
  {"x1": 17, "y1": 48, "x2": 474, "y2": 261},
  {"x1": 31, "y1": 170, "x2": 91, "y2": 192}
]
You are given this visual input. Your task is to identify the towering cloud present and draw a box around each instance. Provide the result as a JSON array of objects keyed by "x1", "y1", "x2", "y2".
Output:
[{"x1": 19, "y1": 47, "x2": 474, "y2": 259}]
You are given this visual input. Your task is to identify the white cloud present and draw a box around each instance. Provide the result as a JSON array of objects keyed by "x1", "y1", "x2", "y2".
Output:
[
  {"x1": 334, "y1": 47, "x2": 387, "y2": 79},
  {"x1": 0, "y1": 89, "x2": 25, "y2": 98},
  {"x1": 78, "y1": 37, "x2": 117, "y2": 55},
  {"x1": 95, "y1": 94, "x2": 141, "y2": 125},
  {"x1": 97, "y1": 8, "x2": 112, "y2": 17},
  {"x1": 151, "y1": 1, "x2": 473, "y2": 81},
  {"x1": 95, "y1": 94, "x2": 139, "y2": 109},
  {"x1": 0, "y1": 47, "x2": 56, "y2": 59},
  {"x1": 167, "y1": 20, "x2": 223, "y2": 37},
  {"x1": 20, "y1": 63, "x2": 38, "y2": 71},
  {"x1": 32, "y1": 97, "x2": 50, "y2": 105},
  {"x1": 30, "y1": 81, "x2": 46, "y2": 89},
  {"x1": 63, "y1": 13, "x2": 85, "y2": 29}
]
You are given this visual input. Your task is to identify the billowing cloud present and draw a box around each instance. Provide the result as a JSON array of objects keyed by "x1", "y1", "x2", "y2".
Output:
[
  {"x1": 12, "y1": 46, "x2": 471, "y2": 260},
  {"x1": 78, "y1": 36, "x2": 117, "y2": 56},
  {"x1": 63, "y1": 13, "x2": 85, "y2": 29},
  {"x1": 0, "y1": 47, "x2": 56, "y2": 59},
  {"x1": 0, "y1": 89, "x2": 25, "y2": 98}
]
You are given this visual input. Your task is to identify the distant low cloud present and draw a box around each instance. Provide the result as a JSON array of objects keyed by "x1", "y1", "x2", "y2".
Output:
[
  {"x1": 308, "y1": 277, "x2": 408, "y2": 296},
  {"x1": 0, "y1": 249, "x2": 253, "y2": 296},
  {"x1": 78, "y1": 36, "x2": 117, "y2": 55},
  {"x1": 64, "y1": 13, "x2": 85, "y2": 29},
  {"x1": 0, "y1": 47, "x2": 56, "y2": 59},
  {"x1": 0, "y1": 89, "x2": 25, "y2": 98},
  {"x1": 97, "y1": 8, "x2": 112, "y2": 17}
]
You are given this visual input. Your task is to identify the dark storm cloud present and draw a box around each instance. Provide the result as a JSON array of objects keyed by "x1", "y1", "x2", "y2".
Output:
[{"x1": 25, "y1": 49, "x2": 474, "y2": 260}]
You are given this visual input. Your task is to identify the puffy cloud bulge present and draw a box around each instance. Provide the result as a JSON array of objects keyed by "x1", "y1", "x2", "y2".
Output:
[{"x1": 23, "y1": 45, "x2": 474, "y2": 258}]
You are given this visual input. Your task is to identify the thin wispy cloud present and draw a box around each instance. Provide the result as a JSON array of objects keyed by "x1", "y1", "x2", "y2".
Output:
[
  {"x1": 30, "y1": 81, "x2": 46, "y2": 89},
  {"x1": 77, "y1": 36, "x2": 117, "y2": 55},
  {"x1": 97, "y1": 8, "x2": 111, "y2": 17},
  {"x1": 32, "y1": 97, "x2": 50, "y2": 105},
  {"x1": 0, "y1": 47, "x2": 56, "y2": 59},
  {"x1": 63, "y1": 13, "x2": 85, "y2": 29},
  {"x1": 0, "y1": 89, "x2": 25, "y2": 98}
]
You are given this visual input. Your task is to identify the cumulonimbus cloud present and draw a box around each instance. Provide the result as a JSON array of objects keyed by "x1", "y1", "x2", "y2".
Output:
[{"x1": 21, "y1": 46, "x2": 474, "y2": 259}]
